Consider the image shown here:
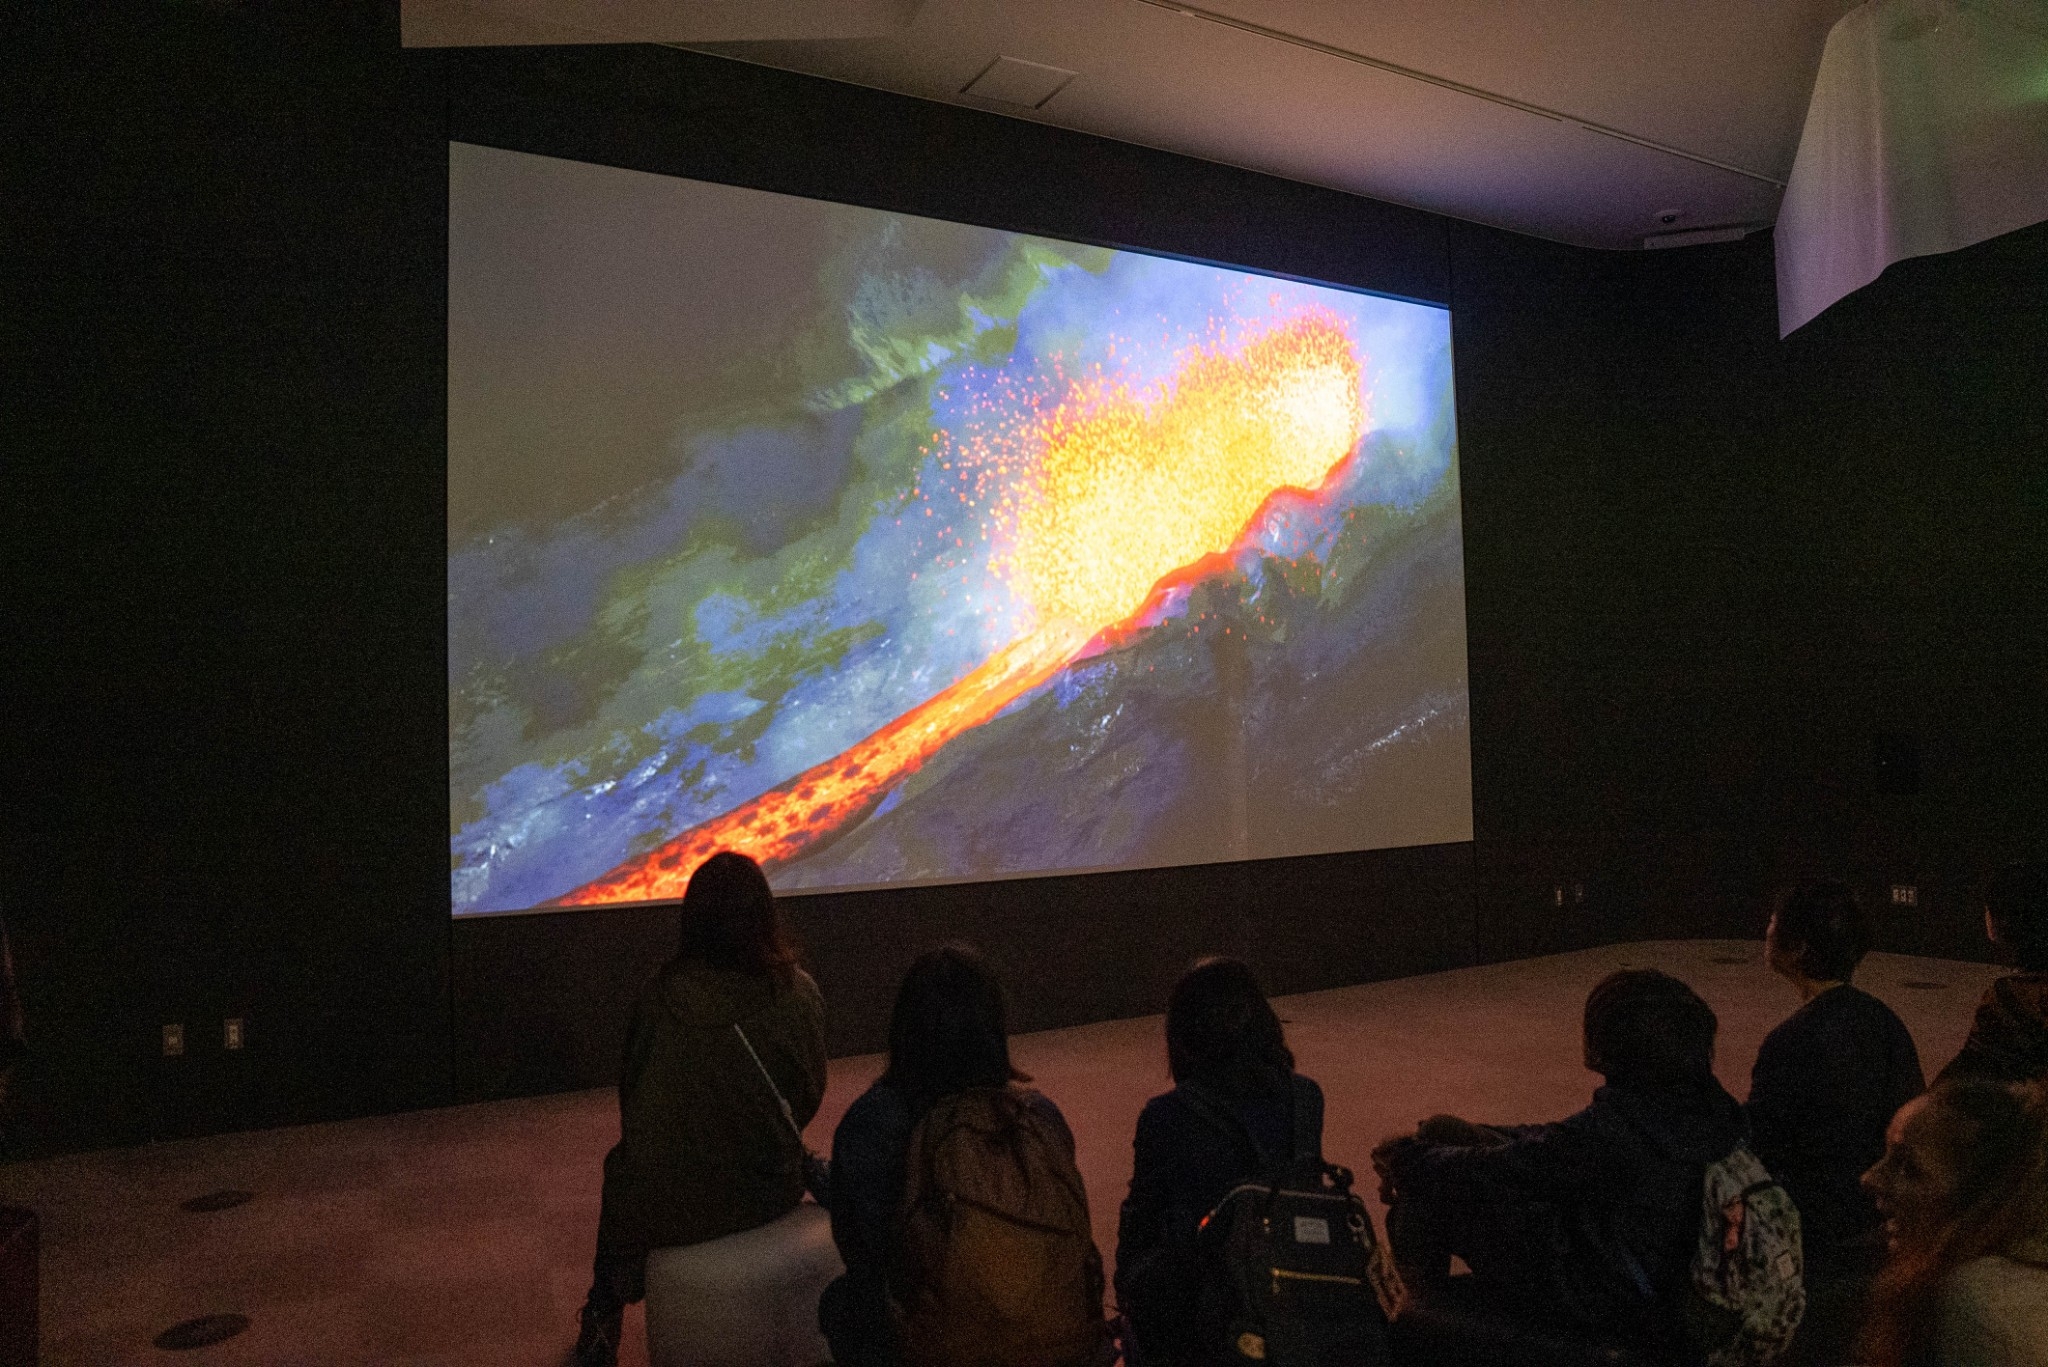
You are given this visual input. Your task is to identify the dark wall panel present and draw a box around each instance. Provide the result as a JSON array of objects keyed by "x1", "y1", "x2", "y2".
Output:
[
  {"x1": 1450, "y1": 216, "x2": 2048, "y2": 964},
  {"x1": 454, "y1": 842, "x2": 1477, "y2": 1101},
  {"x1": 3, "y1": 4, "x2": 452, "y2": 1152}
]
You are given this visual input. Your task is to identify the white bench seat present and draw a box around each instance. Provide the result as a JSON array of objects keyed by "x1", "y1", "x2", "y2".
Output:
[{"x1": 643, "y1": 1201, "x2": 844, "y2": 1367}]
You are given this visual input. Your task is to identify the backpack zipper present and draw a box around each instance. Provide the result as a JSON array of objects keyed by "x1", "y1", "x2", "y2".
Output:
[{"x1": 1270, "y1": 1267, "x2": 1365, "y2": 1296}]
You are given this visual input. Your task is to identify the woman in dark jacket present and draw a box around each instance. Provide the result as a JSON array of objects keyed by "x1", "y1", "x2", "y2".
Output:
[
  {"x1": 575, "y1": 852, "x2": 828, "y2": 1367},
  {"x1": 819, "y1": 943, "x2": 1076, "y2": 1367},
  {"x1": 1115, "y1": 957, "x2": 1326, "y2": 1366}
]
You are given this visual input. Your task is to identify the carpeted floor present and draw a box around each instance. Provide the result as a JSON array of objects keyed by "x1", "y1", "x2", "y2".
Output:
[{"x1": 0, "y1": 940, "x2": 2002, "y2": 1365}]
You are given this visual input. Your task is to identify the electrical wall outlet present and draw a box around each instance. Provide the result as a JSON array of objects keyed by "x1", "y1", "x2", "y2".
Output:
[
  {"x1": 162, "y1": 1023, "x2": 184, "y2": 1057},
  {"x1": 223, "y1": 1018, "x2": 245, "y2": 1050},
  {"x1": 1891, "y1": 884, "x2": 1919, "y2": 907}
]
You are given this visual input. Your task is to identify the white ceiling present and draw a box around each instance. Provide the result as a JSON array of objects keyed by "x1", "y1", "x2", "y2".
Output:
[{"x1": 406, "y1": 0, "x2": 1864, "y2": 249}]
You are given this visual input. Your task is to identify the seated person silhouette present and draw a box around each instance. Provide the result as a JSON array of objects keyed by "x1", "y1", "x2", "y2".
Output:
[
  {"x1": 1749, "y1": 880, "x2": 1924, "y2": 1281},
  {"x1": 574, "y1": 853, "x2": 826, "y2": 1367},
  {"x1": 1115, "y1": 957, "x2": 1330, "y2": 1366},
  {"x1": 1938, "y1": 861, "x2": 2048, "y2": 1086},
  {"x1": 820, "y1": 944, "x2": 1103, "y2": 1367},
  {"x1": 1373, "y1": 969, "x2": 1743, "y2": 1357}
]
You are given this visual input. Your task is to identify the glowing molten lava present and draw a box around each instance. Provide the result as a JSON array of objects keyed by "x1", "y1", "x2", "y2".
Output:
[
  {"x1": 1003, "y1": 313, "x2": 1364, "y2": 632},
  {"x1": 551, "y1": 312, "x2": 1366, "y2": 906}
]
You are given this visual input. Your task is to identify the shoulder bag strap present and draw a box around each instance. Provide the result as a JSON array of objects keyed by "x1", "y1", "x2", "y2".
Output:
[
  {"x1": 732, "y1": 1021, "x2": 804, "y2": 1143},
  {"x1": 1289, "y1": 1074, "x2": 1324, "y2": 1168}
]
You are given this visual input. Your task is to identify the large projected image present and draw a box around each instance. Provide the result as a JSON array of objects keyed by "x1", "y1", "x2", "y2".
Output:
[{"x1": 449, "y1": 143, "x2": 1471, "y2": 915}]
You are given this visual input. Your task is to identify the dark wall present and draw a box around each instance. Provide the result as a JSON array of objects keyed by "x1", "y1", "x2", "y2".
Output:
[
  {"x1": 453, "y1": 844, "x2": 1476, "y2": 1100},
  {"x1": 5, "y1": 6, "x2": 452, "y2": 1152},
  {"x1": 5, "y1": 4, "x2": 2043, "y2": 1152},
  {"x1": 1453, "y1": 221, "x2": 2048, "y2": 965}
]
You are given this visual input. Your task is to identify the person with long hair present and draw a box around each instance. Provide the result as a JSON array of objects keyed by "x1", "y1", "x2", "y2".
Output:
[
  {"x1": 1859, "y1": 1079, "x2": 2048, "y2": 1367},
  {"x1": 817, "y1": 944, "x2": 1081, "y2": 1367},
  {"x1": 1114, "y1": 956, "x2": 1323, "y2": 1366},
  {"x1": 1748, "y1": 881, "x2": 1924, "y2": 1278},
  {"x1": 574, "y1": 852, "x2": 827, "y2": 1367}
]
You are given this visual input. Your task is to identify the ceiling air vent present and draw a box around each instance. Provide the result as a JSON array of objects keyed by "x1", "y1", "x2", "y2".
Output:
[{"x1": 961, "y1": 57, "x2": 1078, "y2": 110}]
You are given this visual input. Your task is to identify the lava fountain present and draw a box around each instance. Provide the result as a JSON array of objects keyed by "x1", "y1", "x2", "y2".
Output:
[{"x1": 550, "y1": 312, "x2": 1366, "y2": 906}]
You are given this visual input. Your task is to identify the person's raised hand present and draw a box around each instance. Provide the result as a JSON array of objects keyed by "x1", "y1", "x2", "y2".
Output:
[{"x1": 1370, "y1": 1132, "x2": 1419, "y2": 1205}]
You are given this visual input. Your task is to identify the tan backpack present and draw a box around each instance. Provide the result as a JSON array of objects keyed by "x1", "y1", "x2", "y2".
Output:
[{"x1": 894, "y1": 1086, "x2": 1108, "y2": 1367}]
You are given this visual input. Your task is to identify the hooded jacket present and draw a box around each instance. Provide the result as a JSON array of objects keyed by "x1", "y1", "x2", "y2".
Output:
[
  {"x1": 1937, "y1": 972, "x2": 2048, "y2": 1086},
  {"x1": 597, "y1": 959, "x2": 827, "y2": 1252},
  {"x1": 1391, "y1": 1076, "x2": 1746, "y2": 1333}
]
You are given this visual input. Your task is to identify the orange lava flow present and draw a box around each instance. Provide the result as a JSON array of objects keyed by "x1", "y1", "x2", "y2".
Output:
[
  {"x1": 551, "y1": 311, "x2": 1366, "y2": 906},
  {"x1": 550, "y1": 628, "x2": 1084, "y2": 905}
]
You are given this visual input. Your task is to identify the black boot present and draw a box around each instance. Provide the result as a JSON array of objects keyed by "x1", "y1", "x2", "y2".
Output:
[{"x1": 573, "y1": 1301, "x2": 621, "y2": 1367}]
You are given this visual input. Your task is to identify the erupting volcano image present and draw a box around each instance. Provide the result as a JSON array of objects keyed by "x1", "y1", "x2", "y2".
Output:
[
  {"x1": 448, "y1": 144, "x2": 1470, "y2": 914},
  {"x1": 549, "y1": 315, "x2": 1366, "y2": 904}
]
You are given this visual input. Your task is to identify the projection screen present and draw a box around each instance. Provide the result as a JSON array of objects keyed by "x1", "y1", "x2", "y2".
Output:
[{"x1": 449, "y1": 142, "x2": 1471, "y2": 915}]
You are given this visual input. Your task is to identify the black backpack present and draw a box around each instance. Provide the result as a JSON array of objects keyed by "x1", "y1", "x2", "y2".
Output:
[{"x1": 1184, "y1": 1077, "x2": 1396, "y2": 1367}]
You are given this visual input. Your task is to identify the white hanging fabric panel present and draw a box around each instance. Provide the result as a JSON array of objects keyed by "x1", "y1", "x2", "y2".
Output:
[{"x1": 1776, "y1": 0, "x2": 2048, "y2": 336}]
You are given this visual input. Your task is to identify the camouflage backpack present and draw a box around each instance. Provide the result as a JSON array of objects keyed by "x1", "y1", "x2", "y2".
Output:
[{"x1": 1685, "y1": 1144, "x2": 1805, "y2": 1367}]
